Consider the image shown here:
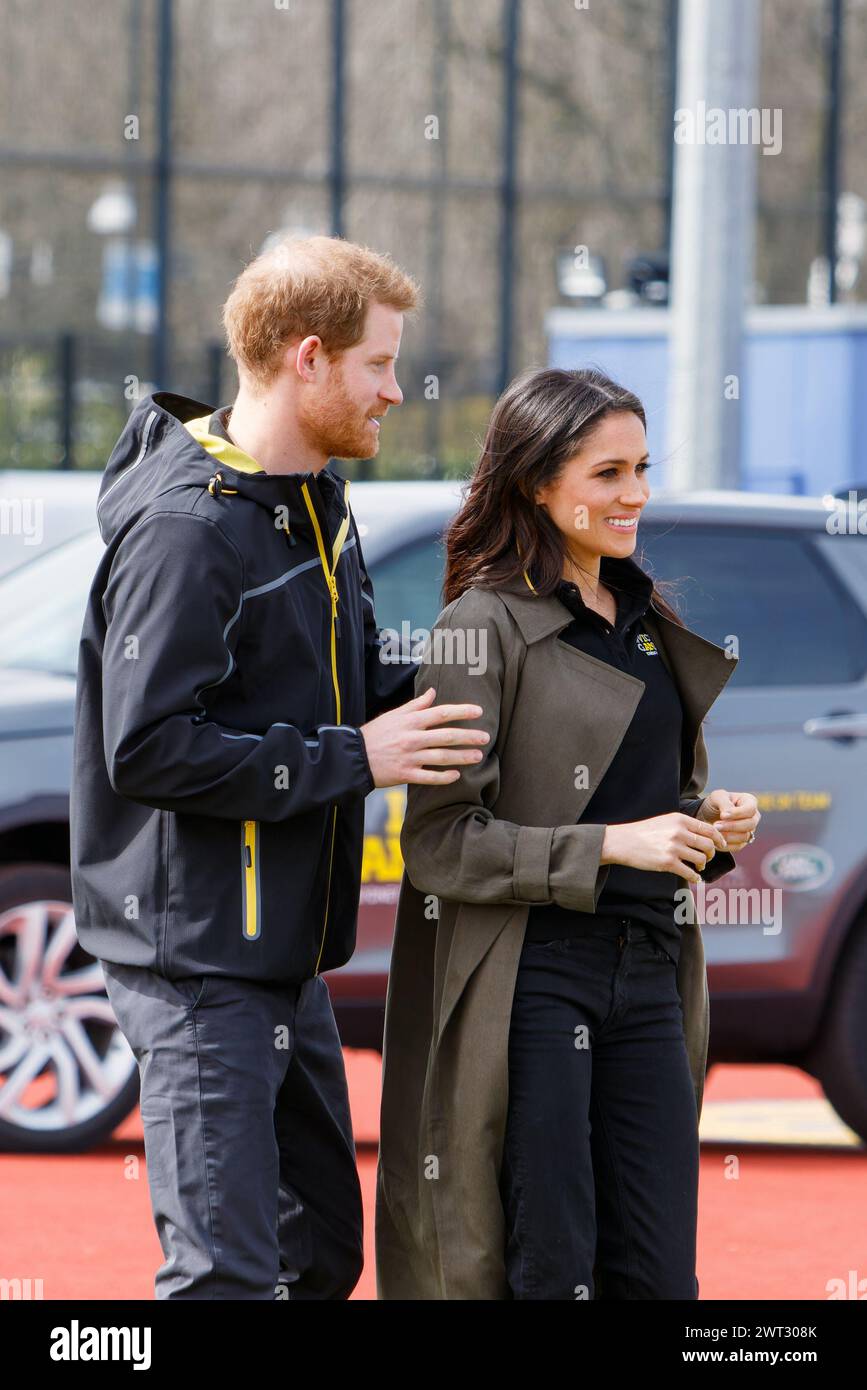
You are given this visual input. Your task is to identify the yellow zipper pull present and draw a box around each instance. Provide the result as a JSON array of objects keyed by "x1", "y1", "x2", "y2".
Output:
[{"x1": 329, "y1": 573, "x2": 340, "y2": 637}]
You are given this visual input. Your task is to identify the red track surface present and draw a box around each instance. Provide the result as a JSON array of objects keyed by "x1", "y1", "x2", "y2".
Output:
[{"x1": 1, "y1": 1057, "x2": 864, "y2": 1301}]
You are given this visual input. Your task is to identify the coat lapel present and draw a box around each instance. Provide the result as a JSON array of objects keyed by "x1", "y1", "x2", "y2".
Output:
[
  {"x1": 640, "y1": 608, "x2": 738, "y2": 789},
  {"x1": 498, "y1": 571, "x2": 737, "y2": 792}
]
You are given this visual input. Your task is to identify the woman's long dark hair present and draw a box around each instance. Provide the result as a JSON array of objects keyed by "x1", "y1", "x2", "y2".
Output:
[{"x1": 442, "y1": 366, "x2": 686, "y2": 628}]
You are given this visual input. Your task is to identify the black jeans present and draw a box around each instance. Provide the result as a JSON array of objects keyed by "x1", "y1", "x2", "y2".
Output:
[{"x1": 499, "y1": 916, "x2": 700, "y2": 1300}]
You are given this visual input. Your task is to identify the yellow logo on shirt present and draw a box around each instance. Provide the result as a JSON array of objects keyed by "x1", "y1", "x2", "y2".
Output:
[{"x1": 636, "y1": 633, "x2": 658, "y2": 654}]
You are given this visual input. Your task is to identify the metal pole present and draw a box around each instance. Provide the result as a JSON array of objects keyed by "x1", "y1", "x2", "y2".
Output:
[
  {"x1": 425, "y1": 0, "x2": 450, "y2": 477},
  {"x1": 497, "y1": 0, "x2": 521, "y2": 396},
  {"x1": 152, "y1": 0, "x2": 174, "y2": 388},
  {"x1": 823, "y1": 0, "x2": 844, "y2": 304},
  {"x1": 58, "y1": 332, "x2": 75, "y2": 470},
  {"x1": 662, "y1": 0, "x2": 679, "y2": 257},
  {"x1": 330, "y1": 0, "x2": 346, "y2": 238},
  {"x1": 125, "y1": 0, "x2": 142, "y2": 337},
  {"x1": 666, "y1": 0, "x2": 761, "y2": 490},
  {"x1": 206, "y1": 342, "x2": 223, "y2": 408}
]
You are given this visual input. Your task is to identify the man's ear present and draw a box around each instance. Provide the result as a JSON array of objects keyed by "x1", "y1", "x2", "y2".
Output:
[{"x1": 294, "y1": 334, "x2": 323, "y2": 381}]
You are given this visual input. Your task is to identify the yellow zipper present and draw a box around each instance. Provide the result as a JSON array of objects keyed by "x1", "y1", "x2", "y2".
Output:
[
  {"x1": 241, "y1": 818, "x2": 261, "y2": 940},
  {"x1": 300, "y1": 477, "x2": 352, "y2": 974}
]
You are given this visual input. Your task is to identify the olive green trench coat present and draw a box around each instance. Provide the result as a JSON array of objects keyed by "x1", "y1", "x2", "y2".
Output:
[{"x1": 375, "y1": 573, "x2": 739, "y2": 1300}]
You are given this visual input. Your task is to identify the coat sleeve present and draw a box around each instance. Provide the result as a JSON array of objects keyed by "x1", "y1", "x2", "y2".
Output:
[
  {"x1": 398, "y1": 589, "x2": 612, "y2": 913},
  {"x1": 352, "y1": 514, "x2": 420, "y2": 720},
  {"x1": 101, "y1": 511, "x2": 374, "y2": 820},
  {"x1": 679, "y1": 721, "x2": 737, "y2": 883}
]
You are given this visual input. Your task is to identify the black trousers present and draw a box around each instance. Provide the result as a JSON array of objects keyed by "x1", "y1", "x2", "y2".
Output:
[
  {"x1": 101, "y1": 964, "x2": 363, "y2": 1300},
  {"x1": 499, "y1": 916, "x2": 700, "y2": 1300}
]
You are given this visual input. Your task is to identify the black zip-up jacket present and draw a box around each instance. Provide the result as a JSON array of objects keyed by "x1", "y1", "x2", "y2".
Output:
[{"x1": 70, "y1": 391, "x2": 417, "y2": 983}]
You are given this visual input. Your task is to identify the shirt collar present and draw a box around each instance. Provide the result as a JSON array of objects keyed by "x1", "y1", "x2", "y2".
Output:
[{"x1": 557, "y1": 553, "x2": 654, "y2": 633}]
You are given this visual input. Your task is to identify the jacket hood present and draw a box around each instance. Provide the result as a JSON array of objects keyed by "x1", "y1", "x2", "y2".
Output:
[{"x1": 95, "y1": 391, "x2": 349, "y2": 548}]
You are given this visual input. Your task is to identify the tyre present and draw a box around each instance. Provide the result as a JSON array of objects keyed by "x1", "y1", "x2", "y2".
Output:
[
  {"x1": 808, "y1": 914, "x2": 867, "y2": 1144},
  {"x1": 0, "y1": 863, "x2": 140, "y2": 1153}
]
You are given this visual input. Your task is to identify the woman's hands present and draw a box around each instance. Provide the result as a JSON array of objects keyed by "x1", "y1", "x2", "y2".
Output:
[
  {"x1": 696, "y1": 789, "x2": 761, "y2": 851},
  {"x1": 600, "y1": 791, "x2": 761, "y2": 883},
  {"x1": 601, "y1": 812, "x2": 729, "y2": 884}
]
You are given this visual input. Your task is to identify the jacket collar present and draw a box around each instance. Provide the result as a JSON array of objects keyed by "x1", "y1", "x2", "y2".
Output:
[
  {"x1": 214, "y1": 457, "x2": 350, "y2": 528},
  {"x1": 205, "y1": 406, "x2": 350, "y2": 509},
  {"x1": 153, "y1": 391, "x2": 350, "y2": 534},
  {"x1": 494, "y1": 569, "x2": 591, "y2": 645}
]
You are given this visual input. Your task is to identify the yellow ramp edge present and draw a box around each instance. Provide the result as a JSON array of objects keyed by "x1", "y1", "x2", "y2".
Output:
[{"x1": 700, "y1": 1098, "x2": 864, "y2": 1148}]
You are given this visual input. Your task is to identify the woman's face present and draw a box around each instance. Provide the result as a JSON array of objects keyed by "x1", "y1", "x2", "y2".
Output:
[{"x1": 533, "y1": 410, "x2": 650, "y2": 564}]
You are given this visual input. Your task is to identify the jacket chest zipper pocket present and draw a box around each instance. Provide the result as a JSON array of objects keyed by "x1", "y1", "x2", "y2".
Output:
[{"x1": 241, "y1": 819, "x2": 261, "y2": 940}]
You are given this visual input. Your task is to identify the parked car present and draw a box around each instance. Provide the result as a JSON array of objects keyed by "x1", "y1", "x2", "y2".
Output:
[
  {"x1": 0, "y1": 481, "x2": 866, "y2": 1152},
  {"x1": 0, "y1": 469, "x2": 100, "y2": 577}
]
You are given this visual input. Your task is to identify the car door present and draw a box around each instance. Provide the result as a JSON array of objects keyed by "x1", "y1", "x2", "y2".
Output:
[{"x1": 637, "y1": 520, "x2": 867, "y2": 997}]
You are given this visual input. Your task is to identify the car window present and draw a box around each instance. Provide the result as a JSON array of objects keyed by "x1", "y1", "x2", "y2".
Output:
[
  {"x1": 0, "y1": 531, "x2": 104, "y2": 675},
  {"x1": 10, "y1": 519, "x2": 861, "y2": 691},
  {"x1": 813, "y1": 532, "x2": 867, "y2": 620},
  {"x1": 366, "y1": 533, "x2": 447, "y2": 637},
  {"x1": 636, "y1": 525, "x2": 867, "y2": 687},
  {"x1": 0, "y1": 524, "x2": 448, "y2": 679}
]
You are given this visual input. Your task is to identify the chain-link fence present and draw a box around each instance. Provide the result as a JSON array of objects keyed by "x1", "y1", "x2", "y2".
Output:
[{"x1": 0, "y1": 0, "x2": 861, "y2": 476}]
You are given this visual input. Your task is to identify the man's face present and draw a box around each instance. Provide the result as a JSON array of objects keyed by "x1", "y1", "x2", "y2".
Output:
[{"x1": 298, "y1": 300, "x2": 404, "y2": 461}]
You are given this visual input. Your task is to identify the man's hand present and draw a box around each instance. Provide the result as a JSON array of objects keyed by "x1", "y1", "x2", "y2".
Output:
[{"x1": 359, "y1": 686, "x2": 490, "y2": 788}]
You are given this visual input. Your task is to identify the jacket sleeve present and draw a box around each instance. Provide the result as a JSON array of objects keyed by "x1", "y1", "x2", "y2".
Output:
[
  {"x1": 351, "y1": 514, "x2": 420, "y2": 721},
  {"x1": 679, "y1": 721, "x2": 737, "y2": 883},
  {"x1": 399, "y1": 589, "x2": 612, "y2": 912},
  {"x1": 101, "y1": 511, "x2": 374, "y2": 820}
]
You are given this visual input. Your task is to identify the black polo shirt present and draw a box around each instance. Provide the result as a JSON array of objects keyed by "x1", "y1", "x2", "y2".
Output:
[{"x1": 524, "y1": 554, "x2": 686, "y2": 964}]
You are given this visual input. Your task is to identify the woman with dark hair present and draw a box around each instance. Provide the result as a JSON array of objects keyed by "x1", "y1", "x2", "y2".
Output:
[{"x1": 376, "y1": 366, "x2": 760, "y2": 1301}]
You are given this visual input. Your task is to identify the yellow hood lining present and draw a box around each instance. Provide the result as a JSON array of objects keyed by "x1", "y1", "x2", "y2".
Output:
[{"x1": 184, "y1": 413, "x2": 264, "y2": 475}]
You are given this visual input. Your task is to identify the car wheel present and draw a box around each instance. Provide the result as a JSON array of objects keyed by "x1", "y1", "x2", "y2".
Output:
[
  {"x1": 0, "y1": 863, "x2": 140, "y2": 1153},
  {"x1": 808, "y1": 914, "x2": 867, "y2": 1145}
]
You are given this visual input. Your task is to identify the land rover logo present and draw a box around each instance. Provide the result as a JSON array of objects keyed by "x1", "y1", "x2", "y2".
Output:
[{"x1": 761, "y1": 843, "x2": 833, "y2": 891}]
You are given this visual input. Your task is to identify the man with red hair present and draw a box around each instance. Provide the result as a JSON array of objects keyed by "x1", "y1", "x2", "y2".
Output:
[{"x1": 71, "y1": 235, "x2": 489, "y2": 1299}]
